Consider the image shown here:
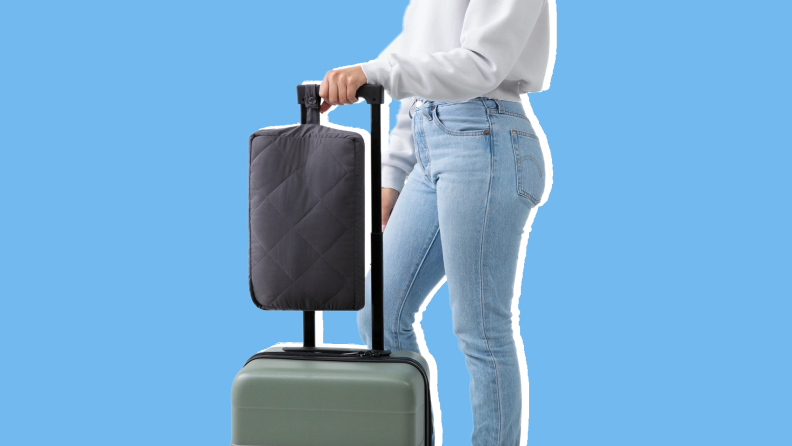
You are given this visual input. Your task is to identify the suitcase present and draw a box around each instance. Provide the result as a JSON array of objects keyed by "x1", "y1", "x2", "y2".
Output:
[{"x1": 232, "y1": 83, "x2": 433, "y2": 446}]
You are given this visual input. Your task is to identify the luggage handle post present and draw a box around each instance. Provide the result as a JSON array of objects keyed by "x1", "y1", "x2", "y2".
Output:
[
  {"x1": 368, "y1": 90, "x2": 384, "y2": 352},
  {"x1": 296, "y1": 84, "x2": 386, "y2": 352}
]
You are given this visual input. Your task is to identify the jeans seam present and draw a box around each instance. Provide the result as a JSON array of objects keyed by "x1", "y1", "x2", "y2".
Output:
[
  {"x1": 511, "y1": 129, "x2": 539, "y2": 140},
  {"x1": 431, "y1": 105, "x2": 490, "y2": 136},
  {"x1": 511, "y1": 130, "x2": 542, "y2": 205},
  {"x1": 480, "y1": 108, "x2": 503, "y2": 446},
  {"x1": 424, "y1": 119, "x2": 434, "y2": 179},
  {"x1": 395, "y1": 224, "x2": 441, "y2": 350},
  {"x1": 417, "y1": 118, "x2": 432, "y2": 182},
  {"x1": 488, "y1": 109, "x2": 531, "y2": 122}
]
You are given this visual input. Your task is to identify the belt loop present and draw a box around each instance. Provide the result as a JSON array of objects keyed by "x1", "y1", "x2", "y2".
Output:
[
  {"x1": 408, "y1": 97, "x2": 419, "y2": 119},
  {"x1": 494, "y1": 98, "x2": 505, "y2": 113}
]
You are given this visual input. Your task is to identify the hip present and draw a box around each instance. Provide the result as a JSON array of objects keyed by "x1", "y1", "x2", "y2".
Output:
[{"x1": 410, "y1": 96, "x2": 547, "y2": 207}]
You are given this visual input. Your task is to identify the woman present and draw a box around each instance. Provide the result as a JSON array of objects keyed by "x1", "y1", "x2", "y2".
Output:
[{"x1": 319, "y1": 1, "x2": 556, "y2": 445}]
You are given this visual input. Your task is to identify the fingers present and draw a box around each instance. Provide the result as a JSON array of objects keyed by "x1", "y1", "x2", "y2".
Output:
[
  {"x1": 346, "y1": 76, "x2": 358, "y2": 104},
  {"x1": 319, "y1": 76, "x2": 332, "y2": 114},
  {"x1": 319, "y1": 100, "x2": 332, "y2": 114},
  {"x1": 319, "y1": 77, "x2": 328, "y2": 102},
  {"x1": 381, "y1": 188, "x2": 400, "y2": 232},
  {"x1": 337, "y1": 79, "x2": 348, "y2": 107},
  {"x1": 342, "y1": 71, "x2": 361, "y2": 104},
  {"x1": 333, "y1": 70, "x2": 356, "y2": 105},
  {"x1": 328, "y1": 73, "x2": 339, "y2": 106},
  {"x1": 323, "y1": 70, "x2": 338, "y2": 106},
  {"x1": 319, "y1": 71, "x2": 335, "y2": 106},
  {"x1": 381, "y1": 199, "x2": 392, "y2": 231},
  {"x1": 320, "y1": 68, "x2": 364, "y2": 109}
]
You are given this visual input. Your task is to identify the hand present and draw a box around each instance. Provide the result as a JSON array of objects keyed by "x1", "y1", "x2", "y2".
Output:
[
  {"x1": 319, "y1": 65, "x2": 368, "y2": 114},
  {"x1": 382, "y1": 187, "x2": 400, "y2": 232}
]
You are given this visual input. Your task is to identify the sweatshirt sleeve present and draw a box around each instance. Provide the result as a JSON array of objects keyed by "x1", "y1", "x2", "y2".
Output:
[
  {"x1": 381, "y1": 98, "x2": 416, "y2": 193},
  {"x1": 360, "y1": 0, "x2": 545, "y2": 101},
  {"x1": 364, "y1": 32, "x2": 416, "y2": 193}
]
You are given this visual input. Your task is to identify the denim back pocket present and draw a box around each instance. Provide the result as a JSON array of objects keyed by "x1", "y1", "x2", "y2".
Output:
[
  {"x1": 430, "y1": 102, "x2": 491, "y2": 136},
  {"x1": 511, "y1": 130, "x2": 545, "y2": 206}
]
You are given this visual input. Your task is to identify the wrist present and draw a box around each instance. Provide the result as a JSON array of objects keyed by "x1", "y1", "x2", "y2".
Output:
[
  {"x1": 381, "y1": 165, "x2": 407, "y2": 193},
  {"x1": 361, "y1": 58, "x2": 390, "y2": 88}
]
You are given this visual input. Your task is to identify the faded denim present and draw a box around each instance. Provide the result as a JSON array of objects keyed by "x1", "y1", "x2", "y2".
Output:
[{"x1": 359, "y1": 97, "x2": 547, "y2": 446}]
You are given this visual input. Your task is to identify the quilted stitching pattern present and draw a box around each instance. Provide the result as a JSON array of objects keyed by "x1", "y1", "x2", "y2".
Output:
[{"x1": 249, "y1": 124, "x2": 364, "y2": 311}]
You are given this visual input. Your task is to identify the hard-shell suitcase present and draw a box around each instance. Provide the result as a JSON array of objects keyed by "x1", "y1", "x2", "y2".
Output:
[{"x1": 232, "y1": 84, "x2": 433, "y2": 446}]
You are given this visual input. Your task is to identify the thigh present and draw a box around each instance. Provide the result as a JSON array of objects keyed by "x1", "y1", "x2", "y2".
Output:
[{"x1": 427, "y1": 100, "x2": 536, "y2": 341}]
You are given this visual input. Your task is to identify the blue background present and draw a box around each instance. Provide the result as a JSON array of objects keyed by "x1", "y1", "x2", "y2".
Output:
[{"x1": 1, "y1": 1, "x2": 789, "y2": 445}]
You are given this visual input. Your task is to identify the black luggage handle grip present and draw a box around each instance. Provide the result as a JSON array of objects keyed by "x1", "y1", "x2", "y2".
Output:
[{"x1": 297, "y1": 84, "x2": 385, "y2": 105}]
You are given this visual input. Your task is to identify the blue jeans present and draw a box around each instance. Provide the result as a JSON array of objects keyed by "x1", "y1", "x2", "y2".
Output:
[{"x1": 358, "y1": 97, "x2": 547, "y2": 446}]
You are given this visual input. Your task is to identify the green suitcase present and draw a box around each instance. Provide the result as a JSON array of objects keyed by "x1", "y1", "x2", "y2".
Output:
[
  {"x1": 232, "y1": 346, "x2": 431, "y2": 446},
  {"x1": 231, "y1": 84, "x2": 432, "y2": 446}
]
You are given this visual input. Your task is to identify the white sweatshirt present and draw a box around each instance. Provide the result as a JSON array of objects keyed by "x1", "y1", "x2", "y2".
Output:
[{"x1": 360, "y1": 0, "x2": 556, "y2": 192}]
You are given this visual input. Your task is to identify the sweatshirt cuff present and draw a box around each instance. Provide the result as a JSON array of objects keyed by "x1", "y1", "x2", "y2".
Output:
[
  {"x1": 361, "y1": 58, "x2": 393, "y2": 90},
  {"x1": 381, "y1": 164, "x2": 409, "y2": 193}
]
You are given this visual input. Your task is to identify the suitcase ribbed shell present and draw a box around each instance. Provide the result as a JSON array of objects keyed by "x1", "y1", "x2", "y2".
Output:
[{"x1": 231, "y1": 347, "x2": 429, "y2": 446}]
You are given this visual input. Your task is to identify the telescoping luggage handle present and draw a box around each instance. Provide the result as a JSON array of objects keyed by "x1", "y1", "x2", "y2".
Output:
[{"x1": 296, "y1": 83, "x2": 387, "y2": 352}]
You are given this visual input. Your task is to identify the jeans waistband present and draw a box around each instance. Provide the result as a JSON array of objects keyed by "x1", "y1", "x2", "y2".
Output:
[{"x1": 408, "y1": 96, "x2": 522, "y2": 118}]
